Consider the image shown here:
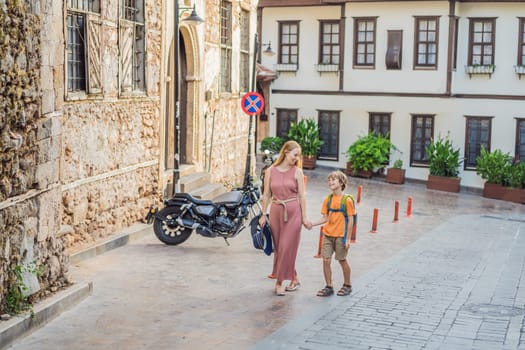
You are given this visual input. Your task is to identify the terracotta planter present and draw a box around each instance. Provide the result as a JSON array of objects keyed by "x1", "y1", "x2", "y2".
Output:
[
  {"x1": 346, "y1": 162, "x2": 372, "y2": 179},
  {"x1": 386, "y1": 168, "x2": 405, "y2": 184},
  {"x1": 502, "y1": 187, "x2": 525, "y2": 204},
  {"x1": 426, "y1": 175, "x2": 460, "y2": 193},
  {"x1": 302, "y1": 155, "x2": 316, "y2": 170},
  {"x1": 483, "y1": 183, "x2": 505, "y2": 200}
]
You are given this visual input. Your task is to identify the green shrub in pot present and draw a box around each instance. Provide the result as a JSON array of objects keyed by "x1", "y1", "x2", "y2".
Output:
[{"x1": 425, "y1": 135, "x2": 462, "y2": 178}]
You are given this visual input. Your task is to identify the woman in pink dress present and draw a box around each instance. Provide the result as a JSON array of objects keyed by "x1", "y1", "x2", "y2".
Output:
[{"x1": 259, "y1": 140, "x2": 309, "y2": 296}]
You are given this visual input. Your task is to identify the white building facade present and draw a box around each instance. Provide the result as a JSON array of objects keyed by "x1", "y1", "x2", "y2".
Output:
[{"x1": 259, "y1": 0, "x2": 525, "y2": 189}]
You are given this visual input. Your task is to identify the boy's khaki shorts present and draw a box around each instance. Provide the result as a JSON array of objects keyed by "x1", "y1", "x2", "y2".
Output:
[{"x1": 321, "y1": 235, "x2": 348, "y2": 261}]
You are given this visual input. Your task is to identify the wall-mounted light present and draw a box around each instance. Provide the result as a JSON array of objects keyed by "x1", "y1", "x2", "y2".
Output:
[
  {"x1": 262, "y1": 42, "x2": 275, "y2": 57},
  {"x1": 180, "y1": 4, "x2": 204, "y2": 26}
]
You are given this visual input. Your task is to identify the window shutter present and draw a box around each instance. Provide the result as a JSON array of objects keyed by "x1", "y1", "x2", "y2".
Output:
[
  {"x1": 87, "y1": 15, "x2": 102, "y2": 94},
  {"x1": 386, "y1": 30, "x2": 402, "y2": 70},
  {"x1": 120, "y1": 20, "x2": 134, "y2": 93}
]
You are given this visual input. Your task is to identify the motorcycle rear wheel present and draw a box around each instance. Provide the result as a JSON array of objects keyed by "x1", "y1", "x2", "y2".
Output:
[{"x1": 153, "y1": 206, "x2": 193, "y2": 245}]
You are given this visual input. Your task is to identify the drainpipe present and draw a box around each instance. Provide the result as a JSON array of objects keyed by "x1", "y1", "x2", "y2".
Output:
[
  {"x1": 446, "y1": 0, "x2": 457, "y2": 96},
  {"x1": 173, "y1": 0, "x2": 181, "y2": 195},
  {"x1": 339, "y1": 3, "x2": 346, "y2": 91}
]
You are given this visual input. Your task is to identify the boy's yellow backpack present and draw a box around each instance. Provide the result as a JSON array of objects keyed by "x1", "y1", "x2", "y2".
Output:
[{"x1": 325, "y1": 193, "x2": 357, "y2": 244}]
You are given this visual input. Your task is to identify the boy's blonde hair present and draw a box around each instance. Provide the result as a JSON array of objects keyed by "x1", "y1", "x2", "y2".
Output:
[{"x1": 328, "y1": 170, "x2": 348, "y2": 190}]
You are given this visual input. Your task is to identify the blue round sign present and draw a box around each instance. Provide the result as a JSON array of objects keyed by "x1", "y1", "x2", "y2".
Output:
[{"x1": 241, "y1": 92, "x2": 265, "y2": 115}]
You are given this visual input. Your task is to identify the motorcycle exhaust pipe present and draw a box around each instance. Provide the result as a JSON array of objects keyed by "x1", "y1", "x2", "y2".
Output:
[
  {"x1": 176, "y1": 217, "x2": 198, "y2": 228},
  {"x1": 196, "y1": 225, "x2": 217, "y2": 238},
  {"x1": 176, "y1": 217, "x2": 217, "y2": 238}
]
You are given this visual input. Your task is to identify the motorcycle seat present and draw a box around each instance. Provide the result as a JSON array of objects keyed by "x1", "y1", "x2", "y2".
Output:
[{"x1": 174, "y1": 193, "x2": 213, "y2": 205}]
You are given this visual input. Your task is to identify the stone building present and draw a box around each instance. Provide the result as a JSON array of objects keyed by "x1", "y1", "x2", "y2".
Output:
[{"x1": 0, "y1": 0, "x2": 258, "y2": 312}]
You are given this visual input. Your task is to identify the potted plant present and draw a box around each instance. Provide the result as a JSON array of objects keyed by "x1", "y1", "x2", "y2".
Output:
[
  {"x1": 287, "y1": 118, "x2": 323, "y2": 169},
  {"x1": 503, "y1": 161, "x2": 525, "y2": 204},
  {"x1": 425, "y1": 135, "x2": 462, "y2": 192},
  {"x1": 476, "y1": 147, "x2": 512, "y2": 200},
  {"x1": 386, "y1": 158, "x2": 405, "y2": 184},
  {"x1": 345, "y1": 133, "x2": 397, "y2": 178},
  {"x1": 260, "y1": 136, "x2": 284, "y2": 155}
]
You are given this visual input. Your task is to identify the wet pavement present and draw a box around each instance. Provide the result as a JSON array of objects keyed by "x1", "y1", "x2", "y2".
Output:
[{"x1": 3, "y1": 165, "x2": 525, "y2": 350}]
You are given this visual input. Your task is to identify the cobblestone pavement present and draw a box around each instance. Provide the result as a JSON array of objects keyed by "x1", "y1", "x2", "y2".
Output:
[{"x1": 4, "y1": 165, "x2": 525, "y2": 350}]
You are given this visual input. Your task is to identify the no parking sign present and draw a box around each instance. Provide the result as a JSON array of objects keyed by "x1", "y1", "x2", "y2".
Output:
[{"x1": 241, "y1": 92, "x2": 265, "y2": 115}]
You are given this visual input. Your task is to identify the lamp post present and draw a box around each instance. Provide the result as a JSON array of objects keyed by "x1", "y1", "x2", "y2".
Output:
[{"x1": 173, "y1": 3, "x2": 204, "y2": 195}]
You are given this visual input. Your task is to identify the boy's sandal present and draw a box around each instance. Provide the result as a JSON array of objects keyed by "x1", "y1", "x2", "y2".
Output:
[
  {"x1": 316, "y1": 286, "x2": 334, "y2": 297},
  {"x1": 337, "y1": 284, "x2": 352, "y2": 296}
]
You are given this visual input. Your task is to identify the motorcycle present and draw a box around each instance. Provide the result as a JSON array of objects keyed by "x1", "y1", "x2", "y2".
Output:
[{"x1": 145, "y1": 179, "x2": 262, "y2": 246}]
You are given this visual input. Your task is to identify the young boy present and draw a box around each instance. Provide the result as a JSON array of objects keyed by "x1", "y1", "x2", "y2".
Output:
[{"x1": 308, "y1": 170, "x2": 355, "y2": 297}]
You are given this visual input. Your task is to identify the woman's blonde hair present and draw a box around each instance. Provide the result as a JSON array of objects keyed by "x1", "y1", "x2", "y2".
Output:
[
  {"x1": 328, "y1": 170, "x2": 348, "y2": 190},
  {"x1": 273, "y1": 140, "x2": 303, "y2": 169}
]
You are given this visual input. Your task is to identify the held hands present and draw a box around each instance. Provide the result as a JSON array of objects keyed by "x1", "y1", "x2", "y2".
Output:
[{"x1": 303, "y1": 219, "x2": 313, "y2": 230}]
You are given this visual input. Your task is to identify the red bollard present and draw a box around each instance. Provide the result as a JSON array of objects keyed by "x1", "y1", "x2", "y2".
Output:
[
  {"x1": 370, "y1": 208, "x2": 378, "y2": 233},
  {"x1": 407, "y1": 196, "x2": 412, "y2": 217},
  {"x1": 314, "y1": 226, "x2": 324, "y2": 258},
  {"x1": 357, "y1": 185, "x2": 362, "y2": 204},
  {"x1": 393, "y1": 200, "x2": 399, "y2": 223},
  {"x1": 350, "y1": 216, "x2": 357, "y2": 243},
  {"x1": 304, "y1": 175, "x2": 307, "y2": 188}
]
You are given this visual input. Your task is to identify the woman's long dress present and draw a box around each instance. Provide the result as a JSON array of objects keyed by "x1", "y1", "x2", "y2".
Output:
[{"x1": 269, "y1": 166, "x2": 302, "y2": 282}]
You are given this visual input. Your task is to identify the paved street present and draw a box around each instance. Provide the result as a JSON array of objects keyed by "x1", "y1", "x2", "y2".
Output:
[{"x1": 4, "y1": 166, "x2": 525, "y2": 350}]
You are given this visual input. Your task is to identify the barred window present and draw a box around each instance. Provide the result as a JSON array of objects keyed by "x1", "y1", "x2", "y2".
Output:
[
  {"x1": 220, "y1": 1, "x2": 232, "y2": 92},
  {"x1": 318, "y1": 111, "x2": 340, "y2": 160},
  {"x1": 240, "y1": 9, "x2": 250, "y2": 92},
  {"x1": 276, "y1": 109, "x2": 298, "y2": 140},
  {"x1": 465, "y1": 117, "x2": 492, "y2": 170},
  {"x1": 517, "y1": 119, "x2": 525, "y2": 161},
  {"x1": 66, "y1": 0, "x2": 101, "y2": 94},
  {"x1": 120, "y1": 0, "x2": 145, "y2": 93},
  {"x1": 410, "y1": 115, "x2": 434, "y2": 165}
]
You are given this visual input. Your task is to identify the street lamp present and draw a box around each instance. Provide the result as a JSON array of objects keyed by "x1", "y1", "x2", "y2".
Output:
[{"x1": 173, "y1": 3, "x2": 204, "y2": 195}]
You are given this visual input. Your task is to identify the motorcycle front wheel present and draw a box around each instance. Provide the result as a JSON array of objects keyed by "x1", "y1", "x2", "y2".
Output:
[{"x1": 153, "y1": 206, "x2": 193, "y2": 245}]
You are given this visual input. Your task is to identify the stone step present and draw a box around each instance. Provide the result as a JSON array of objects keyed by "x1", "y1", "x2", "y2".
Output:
[
  {"x1": 179, "y1": 172, "x2": 211, "y2": 193},
  {"x1": 191, "y1": 183, "x2": 226, "y2": 200},
  {"x1": 179, "y1": 164, "x2": 196, "y2": 178}
]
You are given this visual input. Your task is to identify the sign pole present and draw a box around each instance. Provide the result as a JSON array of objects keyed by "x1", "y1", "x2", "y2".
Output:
[
  {"x1": 243, "y1": 113, "x2": 254, "y2": 187},
  {"x1": 241, "y1": 92, "x2": 264, "y2": 187}
]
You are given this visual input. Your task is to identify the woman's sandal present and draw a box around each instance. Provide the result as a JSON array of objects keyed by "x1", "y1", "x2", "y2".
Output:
[
  {"x1": 316, "y1": 286, "x2": 334, "y2": 297},
  {"x1": 275, "y1": 286, "x2": 285, "y2": 296},
  {"x1": 337, "y1": 284, "x2": 352, "y2": 296},
  {"x1": 285, "y1": 282, "x2": 301, "y2": 292}
]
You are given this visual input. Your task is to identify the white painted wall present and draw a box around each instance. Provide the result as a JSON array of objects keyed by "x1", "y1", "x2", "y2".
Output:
[{"x1": 261, "y1": 1, "x2": 525, "y2": 189}]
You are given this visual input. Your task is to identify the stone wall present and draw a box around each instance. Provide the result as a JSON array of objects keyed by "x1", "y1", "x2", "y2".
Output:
[
  {"x1": 0, "y1": 0, "x2": 67, "y2": 312},
  {"x1": 60, "y1": 0, "x2": 163, "y2": 251},
  {"x1": 61, "y1": 100, "x2": 161, "y2": 250},
  {"x1": 199, "y1": 0, "x2": 259, "y2": 188}
]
